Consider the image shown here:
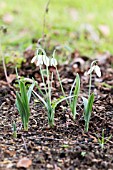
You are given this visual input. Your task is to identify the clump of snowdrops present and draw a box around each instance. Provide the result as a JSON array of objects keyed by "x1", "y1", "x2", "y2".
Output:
[
  {"x1": 16, "y1": 47, "x2": 101, "y2": 132},
  {"x1": 83, "y1": 60, "x2": 101, "y2": 132},
  {"x1": 31, "y1": 47, "x2": 74, "y2": 127}
]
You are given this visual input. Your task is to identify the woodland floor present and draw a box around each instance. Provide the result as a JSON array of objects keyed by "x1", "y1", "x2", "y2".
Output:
[{"x1": 0, "y1": 51, "x2": 113, "y2": 170}]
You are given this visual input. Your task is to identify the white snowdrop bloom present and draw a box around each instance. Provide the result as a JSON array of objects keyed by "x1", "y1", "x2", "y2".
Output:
[
  {"x1": 36, "y1": 55, "x2": 43, "y2": 66},
  {"x1": 94, "y1": 65, "x2": 101, "y2": 77},
  {"x1": 50, "y1": 58, "x2": 57, "y2": 67},
  {"x1": 31, "y1": 55, "x2": 37, "y2": 63},
  {"x1": 43, "y1": 55, "x2": 50, "y2": 66},
  {"x1": 87, "y1": 65, "x2": 95, "y2": 75},
  {"x1": 86, "y1": 65, "x2": 101, "y2": 77}
]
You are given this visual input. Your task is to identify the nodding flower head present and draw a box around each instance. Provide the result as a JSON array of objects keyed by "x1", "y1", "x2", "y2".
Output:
[
  {"x1": 31, "y1": 48, "x2": 58, "y2": 67},
  {"x1": 31, "y1": 55, "x2": 37, "y2": 64},
  {"x1": 36, "y1": 55, "x2": 44, "y2": 66},
  {"x1": 43, "y1": 55, "x2": 50, "y2": 66},
  {"x1": 31, "y1": 54, "x2": 49, "y2": 67},
  {"x1": 50, "y1": 58, "x2": 57, "y2": 67},
  {"x1": 86, "y1": 64, "x2": 101, "y2": 77}
]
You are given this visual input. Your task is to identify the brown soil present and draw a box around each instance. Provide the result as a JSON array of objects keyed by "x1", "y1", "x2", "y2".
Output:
[{"x1": 0, "y1": 53, "x2": 113, "y2": 170}]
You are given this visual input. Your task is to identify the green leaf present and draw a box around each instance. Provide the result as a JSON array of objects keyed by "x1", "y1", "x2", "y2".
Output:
[
  {"x1": 85, "y1": 93, "x2": 94, "y2": 122},
  {"x1": 20, "y1": 81, "x2": 28, "y2": 105},
  {"x1": 16, "y1": 80, "x2": 31, "y2": 131},
  {"x1": 32, "y1": 78, "x2": 44, "y2": 97},
  {"x1": 71, "y1": 73, "x2": 80, "y2": 119},
  {"x1": 73, "y1": 73, "x2": 80, "y2": 97},
  {"x1": 53, "y1": 95, "x2": 75, "y2": 109},
  {"x1": 27, "y1": 83, "x2": 35, "y2": 103},
  {"x1": 33, "y1": 90, "x2": 48, "y2": 108},
  {"x1": 16, "y1": 92, "x2": 26, "y2": 123},
  {"x1": 83, "y1": 93, "x2": 94, "y2": 132},
  {"x1": 20, "y1": 81, "x2": 30, "y2": 116},
  {"x1": 87, "y1": 93, "x2": 94, "y2": 117}
]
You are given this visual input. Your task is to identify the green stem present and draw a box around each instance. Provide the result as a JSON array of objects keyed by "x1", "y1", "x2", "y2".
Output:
[
  {"x1": 55, "y1": 67, "x2": 69, "y2": 105},
  {"x1": 39, "y1": 65, "x2": 47, "y2": 97},
  {"x1": 85, "y1": 121, "x2": 89, "y2": 132},
  {"x1": 48, "y1": 107, "x2": 54, "y2": 127},
  {"x1": 88, "y1": 60, "x2": 98, "y2": 97},
  {"x1": 13, "y1": 131, "x2": 17, "y2": 138},
  {"x1": 24, "y1": 120, "x2": 28, "y2": 131},
  {"x1": 88, "y1": 71, "x2": 92, "y2": 97},
  {"x1": 72, "y1": 100, "x2": 77, "y2": 120},
  {"x1": 50, "y1": 72, "x2": 53, "y2": 99},
  {"x1": 46, "y1": 66, "x2": 51, "y2": 103}
]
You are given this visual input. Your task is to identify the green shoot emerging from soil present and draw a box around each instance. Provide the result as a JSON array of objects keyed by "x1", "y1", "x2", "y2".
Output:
[
  {"x1": 69, "y1": 73, "x2": 80, "y2": 120},
  {"x1": 97, "y1": 129, "x2": 112, "y2": 149},
  {"x1": 82, "y1": 60, "x2": 101, "y2": 132},
  {"x1": 31, "y1": 47, "x2": 73, "y2": 127},
  {"x1": 16, "y1": 75, "x2": 34, "y2": 131},
  {"x1": 12, "y1": 121, "x2": 17, "y2": 138},
  {"x1": 82, "y1": 93, "x2": 94, "y2": 132}
]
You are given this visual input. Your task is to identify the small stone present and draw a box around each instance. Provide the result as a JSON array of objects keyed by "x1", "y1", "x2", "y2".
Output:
[{"x1": 46, "y1": 164, "x2": 53, "y2": 169}]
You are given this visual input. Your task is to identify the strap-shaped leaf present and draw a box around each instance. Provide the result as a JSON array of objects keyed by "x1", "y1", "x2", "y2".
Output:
[
  {"x1": 73, "y1": 73, "x2": 80, "y2": 97},
  {"x1": 32, "y1": 78, "x2": 44, "y2": 97},
  {"x1": 71, "y1": 73, "x2": 80, "y2": 117},
  {"x1": 16, "y1": 92, "x2": 25, "y2": 123},
  {"x1": 27, "y1": 83, "x2": 35, "y2": 103},
  {"x1": 33, "y1": 90, "x2": 48, "y2": 108},
  {"x1": 85, "y1": 93, "x2": 94, "y2": 121},
  {"x1": 53, "y1": 95, "x2": 75, "y2": 109},
  {"x1": 19, "y1": 81, "x2": 30, "y2": 115}
]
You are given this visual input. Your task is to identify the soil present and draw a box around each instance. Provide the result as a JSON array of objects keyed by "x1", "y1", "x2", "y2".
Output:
[{"x1": 0, "y1": 52, "x2": 113, "y2": 170}]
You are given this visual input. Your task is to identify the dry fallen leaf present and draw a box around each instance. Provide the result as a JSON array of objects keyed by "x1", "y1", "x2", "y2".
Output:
[
  {"x1": 17, "y1": 157, "x2": 32, "y2": 168},
  {"x1": 7, "y1": 74, "x2": 16, "y2": 84}
]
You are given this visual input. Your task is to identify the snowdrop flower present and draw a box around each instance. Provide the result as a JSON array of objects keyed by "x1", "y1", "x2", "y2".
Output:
[
  {"x1": 43, "y1": 55, "x2": 50, "y2": 66},
  {"x1": 86, "y1": 65, "x2": 101, "y2": 77},
  {"x1": 31, "y1": 55, "x2": 37, "y2": 63},
  {"x1": 50, "y1": 58, "x2": 57, "y2": 67},
  {"x1": 94, "y1": 65, "x2": 101, "y2": 77},
  {"x1": 87, "y1": 65, "x2": 95, "y2": 75},
  {"x1": 36, "y1": 55, "x2": 43, "y2": 66}
]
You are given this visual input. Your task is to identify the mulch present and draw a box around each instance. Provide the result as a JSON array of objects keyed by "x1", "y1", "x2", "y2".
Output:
[{"x1": 0, "y1": 51, "x2": 113, "y2": 170}]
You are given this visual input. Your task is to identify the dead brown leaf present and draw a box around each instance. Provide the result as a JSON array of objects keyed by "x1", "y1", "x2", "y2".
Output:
[
  {"x1": 17, "y1": 157, "x2": 32, "y2": 168},
  {"x1": 7, "y1": 74, "x2": 16, "y2": 84}
]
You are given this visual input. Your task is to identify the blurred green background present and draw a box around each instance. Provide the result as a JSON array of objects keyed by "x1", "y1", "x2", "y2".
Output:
[{"x1": 0, "y1": 0, "x2": 113, "y2": 63}]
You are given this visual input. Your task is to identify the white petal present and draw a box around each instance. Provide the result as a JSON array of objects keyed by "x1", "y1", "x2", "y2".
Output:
[
  {"x1": 87, "y1": 65, "x2": 95, "y2": 75},
  {"x1": 94, "y1": 65, "x2": 101, "y2": 77},
  {"x1": 43, "y1": 55, "x2": 49, "y2": 66},
  {"x1": 50, "y1": 58, "x2": 57, "y2": 67},
  {"x1": 84, "y1": 71, "x2": 88, "y2": 76},
  {"x1": 31, "y1": 55, "x2": 37, "y2": 63},
  {"x1": 36, "y1": 55, "x2": 43, "y2": 66}
]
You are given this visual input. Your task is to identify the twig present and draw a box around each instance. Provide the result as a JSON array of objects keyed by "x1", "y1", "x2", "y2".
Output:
[
  {"x1": 37, "y1": 136, "x2": 64, "y2": 141},
  {"x1": 22, "y1": 136, "x2": 28, "y2": 153},
  {"x1": 42, "y1": 0, "x2": 51, "y2": 38},
  {"x1": 41, "y1": 0, "x2": 51, "y2": 48},
  {"x1": 0, "y1": 28, "x2": 16, "y2": 98},
  {"x1": 0, "y1": 36, "x2": 9, "y2": 84}
]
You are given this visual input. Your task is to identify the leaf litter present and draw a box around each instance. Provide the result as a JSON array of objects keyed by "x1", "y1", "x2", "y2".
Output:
[{"x1": 0, "y1": 50, "x2": 113, "y2": 170}]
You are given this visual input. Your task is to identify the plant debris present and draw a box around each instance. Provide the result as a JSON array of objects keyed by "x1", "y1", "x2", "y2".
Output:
[{"x1": 0, "y1": 52, "x2": 113, "y2": 170}]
